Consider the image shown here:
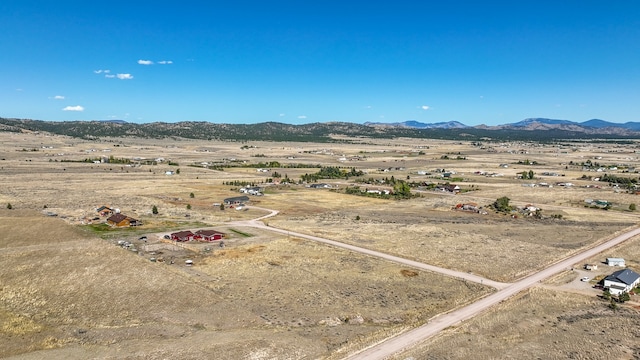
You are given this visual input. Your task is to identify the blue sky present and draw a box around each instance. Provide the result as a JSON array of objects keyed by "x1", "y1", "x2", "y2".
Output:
[{"x1": 1, "y1": 1, "x2": 639, "y2": 125}]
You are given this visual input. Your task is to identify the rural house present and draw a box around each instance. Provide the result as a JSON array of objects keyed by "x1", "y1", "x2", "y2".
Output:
[
  {"x1": 606, "y1": 258, "x2": 626, "y2": 267},
  {"x1": 195, "y1": 229, "x2": 226, "y2": 242},
  {"x1": 224, "y1": 195, "x2": 250, "y2": 205},
  {"x1": 96, "y1": 205, "x2": 113, "y2": 217},
  {"x1": 107, "y1": 213, "x2": 142, "y2": 227},
  {"x1": 170, "y1": 230, "x2": 195, "y2": 242},
  {"x1": 603, "y1": 268, "x2": 640, "y2": 295}
]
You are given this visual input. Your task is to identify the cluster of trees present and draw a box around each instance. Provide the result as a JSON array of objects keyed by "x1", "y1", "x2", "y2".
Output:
[
  {"x1": 440, "y1": 154, "x2": 466, "y2": 160},
  {"x1": 300, "y1": 166, "x2": 363, "y2": 182},
  {"x1": 223, "y1": 180, "x2": 260, "y2": 187},
  {"x1": 519, "y1": 170, "x2": 535, "y2": 180},
  {"x1": 599, "y1": 174, "x2": 638, "y2": 188},
  {"x1": 492, "y1": 196, "x2": 512, "y2": 213},
  {"x1": 343, "y1": 181, "x2": 415, "y2": 200},
  {"x1": 517, "y1": 159, "x2": 539, "y2": 165}
]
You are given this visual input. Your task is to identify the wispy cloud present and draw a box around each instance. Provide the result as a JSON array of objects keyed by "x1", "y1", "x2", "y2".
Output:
[
  {"x1": 49, "y1": 95, "x2": 65, "y2": 100},
  {"x1": 94, "y1": 69, "x2": 110, "y2": 74},
  {"x1": 62, "y1": 105, "x2": 84, "y2": 111},
  {"x1": 116, "y1": 73, "x2": 133, "y2": 80},
  {"x1": 420, "y1": 105, "x2": 430, "y2": 110},
  {"x1": 279, "y1": 113, "x2": 286, "y2": 117},
  {"x1": 297, "y1": 115, "x2": 307, "y2": 119},
  {"x1": 157, "y1": 60, "x2": 173, "y2": 64},
  {"x1": 138, "y1": 59, "x2": 153, "y2": 65},
  {"x1": 105, "y1": 74, "x2": 115, "y2": 78}
]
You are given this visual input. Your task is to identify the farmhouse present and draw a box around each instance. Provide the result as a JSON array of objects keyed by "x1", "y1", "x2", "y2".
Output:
[
  {"x1": 107, "y1": 213, "x2": 142, "y2": 227},
  {"x1": 195, "y1": 229, "x2": 226, "y2": 241},
  {"x1": 171, "y1": 230, "x2": 195, "y2": 242},
  {"x1": 96, "y1": 205, "x2": 113, "y2": 217},
  {"x1": 224, "y1": 195, "x2": 250, "y2": 205},
  {"x1": 437, "y1": 184, "x2": 460, "y2": 194},
  {"x1": 606, "y1": 258, "x2": 626, "y2": 267},
  {"x1": 603, "y1": 269, "x2": 640, "y2": 295},
  {"x1": 309, "y1": 183, "x2": 332, "y2": 189},
  {"x1": 240, "y1": 186, "x2": 263, "y2": 195}
]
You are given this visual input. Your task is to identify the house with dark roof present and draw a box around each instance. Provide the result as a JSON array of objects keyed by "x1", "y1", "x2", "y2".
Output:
[
  {"x1": 107, "y1": 213, "x2": 141, "y2": 227},
  {"x1": 96, "y1": 205, "x2": 113, "y2": 217},
  {"x1": 195, "y1": 229, "x2": 226, "y2": 242},
  {"x1": 170, "y1": 230, "x2": 195, "y2": 242},
  {"x1": 224, "y1": 195, "x2": 250, "y2": 205},
  {"x1": 603, "y1": 268, "x2": 640, "y2": 295}
]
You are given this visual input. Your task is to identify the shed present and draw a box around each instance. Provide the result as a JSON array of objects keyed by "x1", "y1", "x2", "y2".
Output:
[{"x1": 606, "y1": 258, "x2": 626, "y2": 267}]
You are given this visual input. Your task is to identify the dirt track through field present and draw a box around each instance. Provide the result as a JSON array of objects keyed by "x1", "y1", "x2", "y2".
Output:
[
  {"x1": 234, "y1": 207, "x2": 509, "y2": 290},
  {"x1": 345, "y1": 226, "x2": 640, "y2": 359}
]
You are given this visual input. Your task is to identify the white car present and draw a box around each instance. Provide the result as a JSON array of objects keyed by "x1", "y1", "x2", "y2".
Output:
[{"x1": 580, "y1": 277, "x2": 590, "y2": 282}]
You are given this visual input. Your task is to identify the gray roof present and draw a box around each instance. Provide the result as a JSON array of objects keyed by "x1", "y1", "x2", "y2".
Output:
[
  {"x1": 605, "y1": 269, "x2": 640, "y2": 286},
  {"x1": 224, "y1": 195, "x2": 250, "y2": 203}
]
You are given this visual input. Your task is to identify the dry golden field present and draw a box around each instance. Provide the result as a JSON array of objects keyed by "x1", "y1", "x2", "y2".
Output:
[
  {"x1": 392, "y1": 287, "x2": 640, "y2": 360},
  {"x1": 1, "y1": 131, "x2": 640, "y2": 359}
]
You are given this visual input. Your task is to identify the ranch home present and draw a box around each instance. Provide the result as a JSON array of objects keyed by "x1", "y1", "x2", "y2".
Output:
[
  {"x1": 195, "y1": 229, "x2": 226, "y2": 242},
  {"x1": 603, "y1": 269, "x2": 640, "y2": 295},
  {"x1": 224, "y1": 196, "x2": 250, "y2": 205},
  {"x1": 107, "y1": 213, "x2": 142, "y2": 227},
  {"x1": 171, "y1": 230, "x2": 195, "y2": 242}
]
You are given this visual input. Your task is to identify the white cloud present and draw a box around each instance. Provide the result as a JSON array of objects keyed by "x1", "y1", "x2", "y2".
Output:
[
  {"x1": 52, "y1": 95, "x2": 65, "y2": 100},
  {"x1": 62, "y1": 105, "x2": 84, "y2": 111},
  {"x1": 116, "y1": 73, "x2": 133, "y2": 80},
  {"x1": 297, "y1": 115, "x2": 307, "y2": 119},
  {"x1": 94, "y1": 69, "x2": 110, "y2": 74},
  {"x1": 158, "y1": 60, "x2": 173, "y2": 64},
  {"x1": 421, "y1": 105, "x2": 430, "y2": 110},
  {"x1": 138, "y1": 59, "x2": 153, "y2": 65},
  {"x1": 279, "y1": 113, "x2": 286, "y2": 117},
  {"x1": 105, "y1": 74, "x2": 115, "y2": 78}
]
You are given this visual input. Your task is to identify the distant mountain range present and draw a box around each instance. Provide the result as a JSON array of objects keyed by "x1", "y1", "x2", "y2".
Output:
[
  {"x1": 367, "y1": 118, "x2": 640, "y2": 134},
  {"x1": 2, "y1": 116, "x2": 640, "y2": 142},
  {"x1": 365, "y1": 118, "x2": 640, "y2": 131}
]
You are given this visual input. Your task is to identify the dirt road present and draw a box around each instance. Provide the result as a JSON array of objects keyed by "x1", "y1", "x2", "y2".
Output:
[
  {"x1": 235, "y1": 206, "x2": 640, "y2": 359},
  {"x1": 233, "y1": 207, "x2": 508, "y2": 290},
  {"x1": 345, "y1": 226, "x2": 640, "y2": 360}
]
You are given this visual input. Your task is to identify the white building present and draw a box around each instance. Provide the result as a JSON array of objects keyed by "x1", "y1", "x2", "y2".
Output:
[
  {"x1": 606, "y1": 258, "x2": 626, "y2": 267},
  {"x1": 604, "y1": 269, "x2": 640, "y2": 295}
]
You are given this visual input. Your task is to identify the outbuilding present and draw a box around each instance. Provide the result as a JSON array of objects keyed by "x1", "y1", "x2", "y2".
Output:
[{"x1": 606, "y1": 258, "x2": 626, "y2": 267}]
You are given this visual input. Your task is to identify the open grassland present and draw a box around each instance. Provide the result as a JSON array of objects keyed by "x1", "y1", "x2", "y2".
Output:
[
  {"x1": 392, "y1": 287, "x2": 640, "y2": 360},
  {"x1": 3, "y1": 132, "x2": 640, "y2": 359},
  {"x1": 268, "y1": 191, "x2": 631, "y2": 282},
  {"x1": 0, "y1": 211, "x2": 490, "y2": 359}
]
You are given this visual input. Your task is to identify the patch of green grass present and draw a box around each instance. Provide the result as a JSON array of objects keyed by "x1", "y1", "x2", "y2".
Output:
[
  {"x1": 80, "y1": 221, "x2": 212, "y2": 239},
  {"x1": 228, "y1": 228, "x2": 253, "y2": 237}
]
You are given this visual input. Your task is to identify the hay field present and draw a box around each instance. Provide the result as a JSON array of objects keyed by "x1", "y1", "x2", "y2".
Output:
[{"x1": 392, "y1": 287, "x2": 640, "y2": 360}]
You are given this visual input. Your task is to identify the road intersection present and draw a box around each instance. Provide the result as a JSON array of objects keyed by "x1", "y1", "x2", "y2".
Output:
[{"x1": 233, "y1": 206, "x2": 640, "y2": 359}]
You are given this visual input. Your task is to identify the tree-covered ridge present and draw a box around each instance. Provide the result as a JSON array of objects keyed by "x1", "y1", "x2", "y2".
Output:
[{"x1": 3, "y1": 117, "x2": 640, "y2": 142}]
